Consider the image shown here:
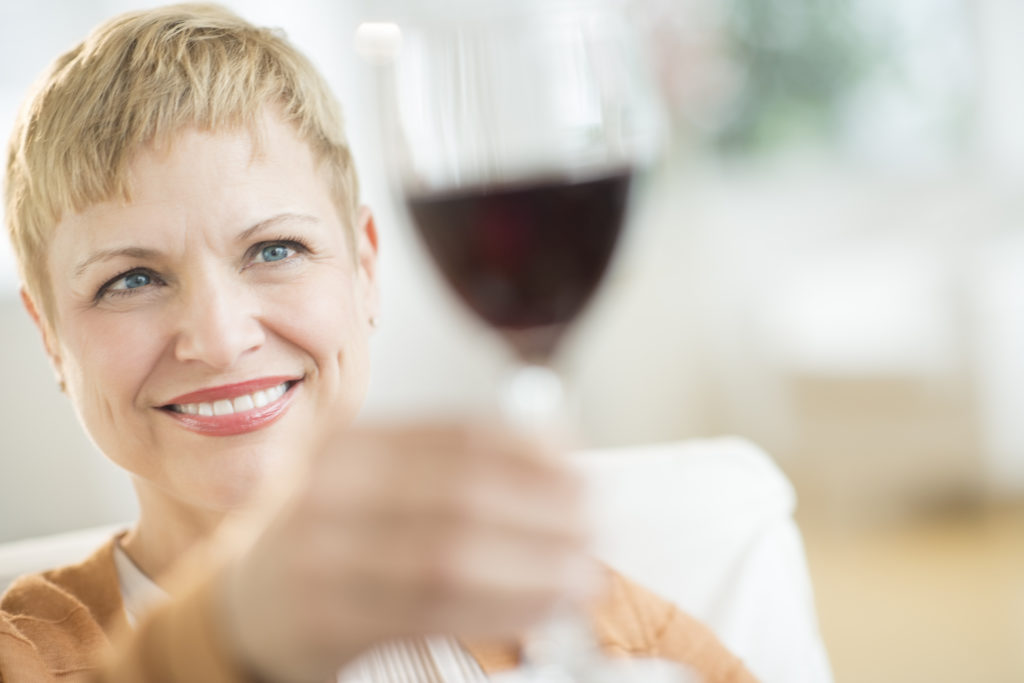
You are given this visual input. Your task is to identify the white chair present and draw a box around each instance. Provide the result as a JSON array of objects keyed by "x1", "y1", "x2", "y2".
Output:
[
  {"x1": 0, "y1": 438, "x2": 831, "y2": 683},
  {"x1": 0, "y1": 522, "x2": 124, "y2": 590},
  {"x1": 575, "y1": 437, "x2": 833, "y2": 683}
]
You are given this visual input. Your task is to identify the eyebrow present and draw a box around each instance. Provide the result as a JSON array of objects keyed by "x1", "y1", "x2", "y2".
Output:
[
  {"x1": 74, "y1": 246, "x2": 161, "y2": 279},
  {"x1": 73, "y1": 213, "x2": 320, "y2": 278},
  {"x1": 234, "y1": 212, "x2": 319, "y2": 243}
]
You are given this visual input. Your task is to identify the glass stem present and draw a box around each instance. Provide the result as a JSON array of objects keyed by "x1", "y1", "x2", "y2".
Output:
[
  {"x1": 500, "y1": 364, "x2": 599, "y2": 681},
  {"x1": 500, "y1": 363, "x2": 566, "y2": 434}
]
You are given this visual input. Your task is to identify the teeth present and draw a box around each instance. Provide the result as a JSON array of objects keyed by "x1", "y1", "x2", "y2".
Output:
[
  {"x1": 171, "y1": 382, "x2": 290, "y2": 417},
  {"x1": 233, "y1": 394, "x2": 255, "y2": 412}
]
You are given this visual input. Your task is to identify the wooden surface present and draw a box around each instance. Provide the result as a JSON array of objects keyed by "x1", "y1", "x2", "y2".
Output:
[{"x1": 799, "y1": 502, "x2": 1024, "y2": 683}]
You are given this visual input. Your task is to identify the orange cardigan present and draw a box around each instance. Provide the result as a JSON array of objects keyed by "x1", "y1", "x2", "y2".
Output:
[{"x1": 0, "y1": 538, "x2": 757, "y2": 683}]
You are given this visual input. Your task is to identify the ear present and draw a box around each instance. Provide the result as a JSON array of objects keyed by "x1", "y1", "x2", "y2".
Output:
[
  {"x1": 21, "y1": 288, "x2": 63, "y2": 382},
  {"x1": 353, "y1": 205, "x2": 380, "y2": 324}
]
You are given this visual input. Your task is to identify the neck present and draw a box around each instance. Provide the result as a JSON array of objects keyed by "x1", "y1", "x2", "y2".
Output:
[{"x1": 120, "y1": 478, "x2": 235, "y2": 588}]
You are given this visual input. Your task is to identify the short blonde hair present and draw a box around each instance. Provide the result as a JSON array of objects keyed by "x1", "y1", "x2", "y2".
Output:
[{"x1": 5, "y1": 3, "x2": 359, "y2": 325}]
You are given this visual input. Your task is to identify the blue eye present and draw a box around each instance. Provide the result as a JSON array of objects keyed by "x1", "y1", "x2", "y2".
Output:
[
  {"x1": 107, "y1": 271, "x2": 153, "y2": 292},
  {"x1": 246, "y1": 239, "x2": 308, "y2": 268},
  {"x1": 258, "y1": 244, "x2": 293, "y2": 262},
  {"x1": 123, "y1": 273, "x2": 151, "y2": 289},
  {"x1": 96, "y1": 269, "x2": 161, "y2": 300}
]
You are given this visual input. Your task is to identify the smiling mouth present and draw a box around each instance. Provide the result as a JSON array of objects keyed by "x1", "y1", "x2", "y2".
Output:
[
  {"x1": 160, "y1": 378, "x2": 301, "y2": 436},
  {"x1": 163, "y1": 380, "x2": 297, "y2": 416}
]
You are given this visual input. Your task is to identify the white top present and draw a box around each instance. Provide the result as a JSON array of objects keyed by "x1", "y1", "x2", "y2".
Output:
[{"x1": 111, "y1": 542, "x2": 488, "y2": 683}]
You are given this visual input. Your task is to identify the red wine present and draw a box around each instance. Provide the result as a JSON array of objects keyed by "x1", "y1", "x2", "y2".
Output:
[{"x1": 406, "y1": 169, "x2": 633, "y2": 361}]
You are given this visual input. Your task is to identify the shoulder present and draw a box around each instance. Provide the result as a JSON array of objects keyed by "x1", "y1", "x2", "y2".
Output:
[
  {"x1": 1, "y1": 536, "x2": 123, "y2": 627},
  {"x1": 591, "y1": 569, "x2": 760, "y2": 683},
  {"x1": 0, "y1": 610, "x2": 60, "y2": 682},
  {"x1": 0, "y1": 537, "x2": 125, "y2": 678}
]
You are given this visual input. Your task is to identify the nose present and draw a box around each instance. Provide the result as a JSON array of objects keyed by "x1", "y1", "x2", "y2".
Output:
[{"x1": 173, "y1": 273, "x2": 265, "y2": 369}]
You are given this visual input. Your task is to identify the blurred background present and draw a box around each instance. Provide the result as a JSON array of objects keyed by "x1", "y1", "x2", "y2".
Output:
[{"x1": 2, "y1": 1, "x2": 1024, "y2": 681}]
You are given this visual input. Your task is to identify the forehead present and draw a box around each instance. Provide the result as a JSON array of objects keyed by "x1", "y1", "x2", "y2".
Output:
[
  {"x1": 52, "y1": 113, "x2": 329, "y2": 249},
  {"x1": 128, "y1": 113, "x2": 319, "y2": 202}
]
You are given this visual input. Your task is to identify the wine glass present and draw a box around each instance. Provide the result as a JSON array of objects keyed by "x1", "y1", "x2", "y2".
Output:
[
  {"x1": 367, "y1": 0, "x2": 661, "y2": 385},
  {"x1": 361, "y1": 2, "x2": 684, "y2": 681}
]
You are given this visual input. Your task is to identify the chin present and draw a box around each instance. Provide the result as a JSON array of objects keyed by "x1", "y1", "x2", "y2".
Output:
[{"x1": 175, "y1": 448, "x2": 289, "y2": 512}]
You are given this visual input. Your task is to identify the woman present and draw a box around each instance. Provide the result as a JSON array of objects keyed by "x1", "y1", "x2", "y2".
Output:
[{"x1": 1, "y1": 4, "x2": 757, "y2": 682}]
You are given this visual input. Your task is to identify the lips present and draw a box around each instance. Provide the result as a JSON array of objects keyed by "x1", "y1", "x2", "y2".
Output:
[{"x1": 160, "y1": 376, "x2": 301, "y2": 436}]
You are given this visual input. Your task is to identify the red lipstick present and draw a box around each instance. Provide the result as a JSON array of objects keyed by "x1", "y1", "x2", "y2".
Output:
[
  {"x1": 160, "y1": 376, "x2": 301, "y2": 437},
  {"x1": 164, "y1": 376, "x2": 298, "y2": 405}
]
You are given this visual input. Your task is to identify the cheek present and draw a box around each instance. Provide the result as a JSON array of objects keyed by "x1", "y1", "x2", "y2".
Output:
[
  {"x1": 268, "y1": 271, "x2": 368, "y2": 354},
  {"x1": 269, "y1": 283, "x2": 371, "y2": 430},
  {"x1": 64, "y1": 312, "x2": 165, "y2": 401}
]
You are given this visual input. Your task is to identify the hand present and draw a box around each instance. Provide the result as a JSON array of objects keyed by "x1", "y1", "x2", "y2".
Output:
[{"x1": 221, "y1": 422, "x2": 592, "y2": 683}]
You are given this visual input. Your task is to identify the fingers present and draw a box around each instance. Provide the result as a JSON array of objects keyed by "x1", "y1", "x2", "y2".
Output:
[
  {"x1": 299, "y1": 520, "x2": 592, "y2": 646},
  {"x1": 308, "y1": 421, "x2": 586, "y2": 544},
  {"x1": 228, "y1": 419, "x2": 594, "y2": 679}
]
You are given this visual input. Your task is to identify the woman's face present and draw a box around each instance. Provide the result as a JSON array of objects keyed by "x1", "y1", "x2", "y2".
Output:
[{"x1": 37, "y1": 109, "x2": 378, "y2": 511}]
